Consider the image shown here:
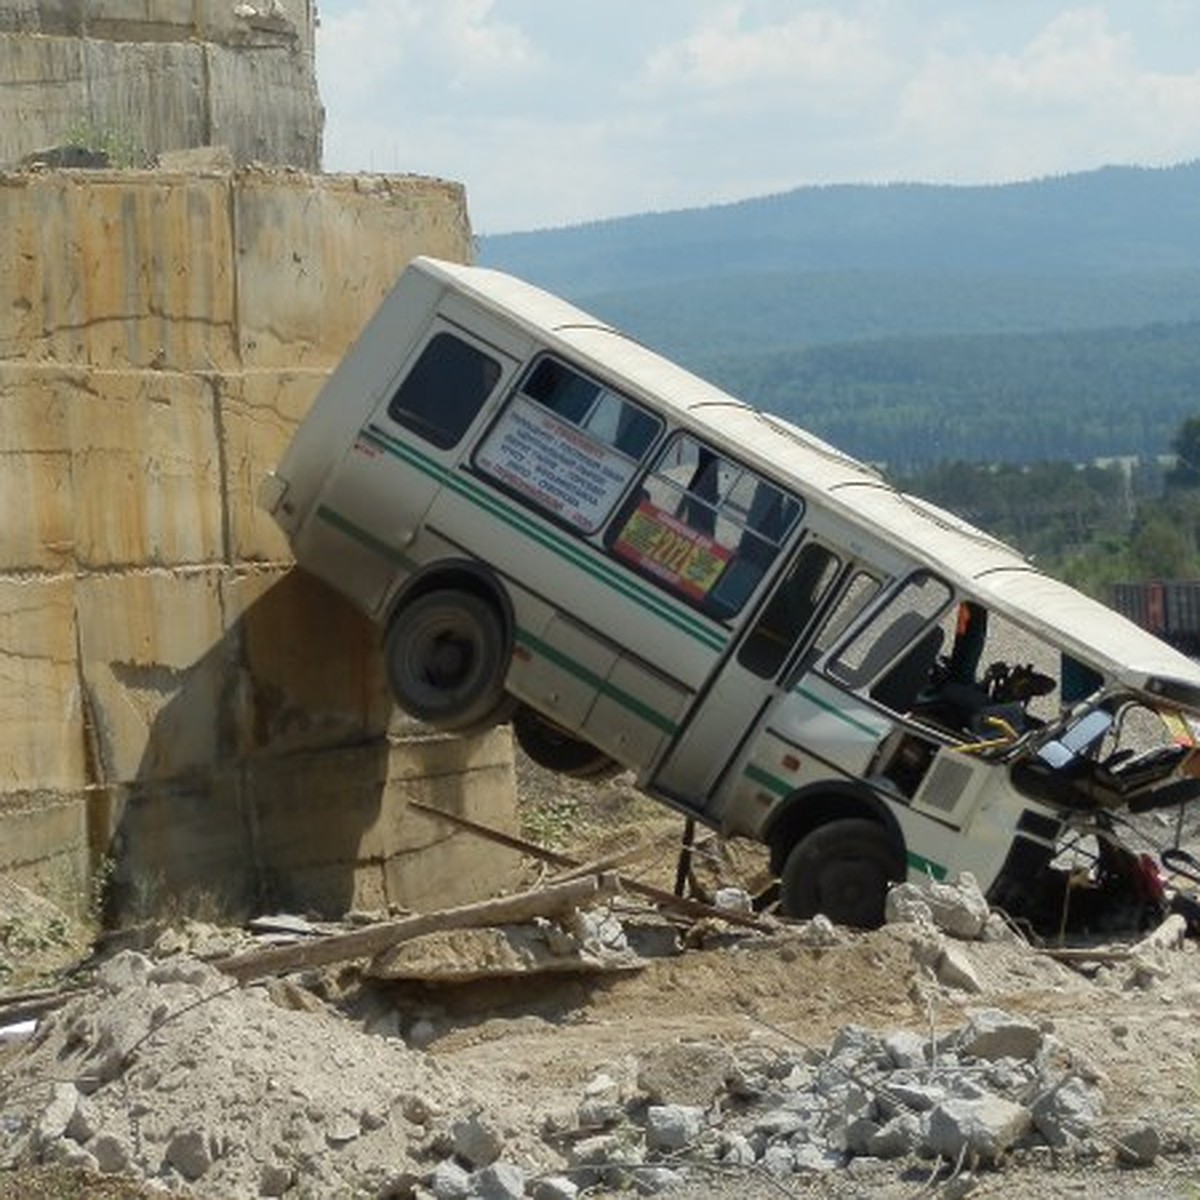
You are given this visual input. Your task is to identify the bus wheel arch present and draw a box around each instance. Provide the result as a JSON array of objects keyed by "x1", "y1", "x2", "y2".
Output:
[
  {"x1": 512, "y1": 706, "x2": 621, "y2": 779},
  {"x1": 383, "y1": 565, "x2": 515, "y2": 734},
  {"x1": 765, "y1": 785, "x2": 907, "y2": 928}
]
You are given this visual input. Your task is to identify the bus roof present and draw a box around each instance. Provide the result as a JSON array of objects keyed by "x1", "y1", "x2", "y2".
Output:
[{"x1": 413, "y1": 256, "x2": 1200, "y2": 710}]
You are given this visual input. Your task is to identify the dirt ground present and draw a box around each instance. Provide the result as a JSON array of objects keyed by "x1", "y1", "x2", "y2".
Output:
[{"x1": 3, "y1": 756, "x2": 1200, "y2": 1198}]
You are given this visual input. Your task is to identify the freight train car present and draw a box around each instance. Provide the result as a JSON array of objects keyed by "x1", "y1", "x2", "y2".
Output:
[{"x1": 1110, "y1": 581, "x2": 1200, "y2": 655}]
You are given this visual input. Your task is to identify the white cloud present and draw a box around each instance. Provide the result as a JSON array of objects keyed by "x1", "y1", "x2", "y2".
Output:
[
  {"x1": 892, "y1": 8, "x2": 1200, "y2": 182},
  {"x1": 314, "y1": 0, "x2": 1200, "y2": 231},
  {"x1": 636, "y1": 4, "x2": 894, "y2": 109},
  {"x1": 318, "y1": 0, "x2": 537, "y2": 100}
]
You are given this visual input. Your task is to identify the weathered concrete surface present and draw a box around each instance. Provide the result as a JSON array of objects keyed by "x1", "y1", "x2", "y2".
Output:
[
  {"x1": 0, "y1": 0, "x2": 322, "y2": 169},
  {"x1": 0, "y1": 166, "x2": 523, "y2": 920}
]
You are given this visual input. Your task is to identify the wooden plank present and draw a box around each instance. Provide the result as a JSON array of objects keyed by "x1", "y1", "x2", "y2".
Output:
[{"x1": 214, "y1": 874, "x2": 620, "y2": 982}]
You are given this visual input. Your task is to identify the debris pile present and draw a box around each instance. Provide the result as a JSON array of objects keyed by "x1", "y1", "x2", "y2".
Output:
[{"x1": 0, "y1": 935, "x2": 1163, "y2": 1198}]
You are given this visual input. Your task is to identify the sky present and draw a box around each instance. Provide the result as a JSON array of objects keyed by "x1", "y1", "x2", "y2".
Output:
[{"x1": 314, "y1": 1, "x2": 1200, "y2": 235}]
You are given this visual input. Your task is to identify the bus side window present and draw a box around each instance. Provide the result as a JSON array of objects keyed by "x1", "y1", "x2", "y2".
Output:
[
  {"x1": 784, "y1": 570, "x2": 882, "y2": 685},
  {"x1": 609, "y1": 433, "x2": 802, "y2": 620},
  {"x1": 738, "y1": 542, "x2": 841, "y2": 678},
  {"x1": 826, "y1": 572, "x2": 952, "y2": 706},
  {"x1": 386, "y1": 332, "x2": 502, "y2": 450}
]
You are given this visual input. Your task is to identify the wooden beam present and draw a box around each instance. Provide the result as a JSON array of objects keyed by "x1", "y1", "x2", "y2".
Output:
[
  {"x1": 409, "y1": 801, "x2": 776, "y2": 933},
  {"x1": 213, "y1": 874, "x2": 619, "y2": 982}
]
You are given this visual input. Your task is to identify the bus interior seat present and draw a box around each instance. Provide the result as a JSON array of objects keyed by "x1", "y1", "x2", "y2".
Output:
[{"x1": 871, "y1": 625, "x2": 945, "y2": 713}]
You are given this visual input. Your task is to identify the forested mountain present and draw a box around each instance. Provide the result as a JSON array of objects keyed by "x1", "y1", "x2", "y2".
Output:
[
  {"x1": 480, "y1": 162, "x2": 1200, "y2": 295},
  {"x1": 478, "y1": 162, "x2": 1200, "y2": 471},
  {"x1": 710, "y1": 321, "x2": 1200, "y2": 471}
]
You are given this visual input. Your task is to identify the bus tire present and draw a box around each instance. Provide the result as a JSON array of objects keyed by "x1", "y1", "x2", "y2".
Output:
[
  {"x1": 779, "y1": 817, "x2": 904, "y2": 929},
  {"x1": 384, "y1": 589, "x2": 510, "y2": 732},
  {"x1": 513, "y1": 706, "x2": 620, "y2": 779}
]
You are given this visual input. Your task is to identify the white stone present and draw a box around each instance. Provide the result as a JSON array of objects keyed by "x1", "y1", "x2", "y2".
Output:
[{"x1": 927, "y1": 1095, "x2": 1032, "y2": 1163}]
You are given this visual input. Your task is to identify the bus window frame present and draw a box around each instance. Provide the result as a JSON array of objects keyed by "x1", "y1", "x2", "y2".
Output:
[
  {"x1": 824, "y1": 570, "x2": 955, "y2": 697},
  {"x1": 607, "y1": 430, "x2": 804, "y2": 624},
  {"x1": 384, "y1": 329, "x2": 505, "y2": 451}
]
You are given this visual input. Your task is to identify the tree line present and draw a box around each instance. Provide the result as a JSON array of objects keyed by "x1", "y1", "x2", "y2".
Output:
[
  {"x1": 890, "y1": 416, "x2": 1200, "y2": 601},
  {"x1": 706, "y1": 321, "x2": 1200, "y2": 473}
]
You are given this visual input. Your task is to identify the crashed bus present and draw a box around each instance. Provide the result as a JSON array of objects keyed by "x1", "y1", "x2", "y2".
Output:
[{"x1": 261, "y1": 255, "x2": 1200, "y2": 933}]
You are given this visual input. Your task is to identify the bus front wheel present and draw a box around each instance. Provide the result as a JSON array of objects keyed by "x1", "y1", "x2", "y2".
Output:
[
  {"x1": 513, "y1": 706, "x2": 620, "y2": 779},
  {"x1": 385, "y1": 590, "x2": 510, "y2": 732},
  {"x1": 779, "y1": 818, "x2": 904, "y2": 929}
]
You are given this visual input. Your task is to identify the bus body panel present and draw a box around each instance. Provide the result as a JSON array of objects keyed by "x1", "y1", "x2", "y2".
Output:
[{"x1": 264, "y1": 255, "x2": 1200, "y2": 934}]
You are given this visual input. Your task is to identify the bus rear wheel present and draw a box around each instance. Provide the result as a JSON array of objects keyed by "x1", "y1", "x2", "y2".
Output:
[
  {"x1": 513, "y1": 706, "x2": 620, "y2": 779},
  {"x1": 779, "y1": 817, "x2": 904, "y2": 929},
  {"x1": 385, "y1": 589, "x2": 510, "y2": 732}
]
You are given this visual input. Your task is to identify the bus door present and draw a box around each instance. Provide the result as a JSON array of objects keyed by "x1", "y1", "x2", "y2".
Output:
[
  {"x1": 650, "y1": 534, "x2": 847, "y2": 808},
  {"x1": 304, "y1": 319, "x2": 521, "y2": 615}
]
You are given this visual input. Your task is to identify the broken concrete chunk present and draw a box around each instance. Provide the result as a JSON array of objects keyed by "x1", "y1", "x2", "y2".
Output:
[
  {"x1": 164, "y1": 1127, "x2": 212, "y2": 1181},
  {"x1": 91, "y1": 1132, "x2": 132, "y2": 1174},
  {"x1": 35, "y1": 1082, "x2": 81, "y2": 1150},
  {"x1": 258, "y1": 1160, "x2": 294, "y2": 1197},
  {"x1": 1031, "y1": 1075, "x2": 1104, "y2": 1148},
  {"x1": 1112, "y1": 1120, "x2": 1161, "y2": 1166},
  {"x1": 889, "y1": 873, "x2": 989, "y2": 939},
  {"x1": 883, "y1": 1030, "x2": 928, "y2": 1070},
  {"x1": 471, "y1": 1160, "x2": 526, "y2": 1200},
  {"x1": 96, "y1": 950, "x2": 153, "y2": 993},
  {"x1": 937, "y1": 942, "x2": 983, "y2": 993},
  {"x1": 885, "y1": 884, "x2": 935, "y2": 927},
  {"x1": 428, "y1": 1158, "x2": 472, "y2": 1199},
  {"x1": 718, "y1": 1130, "x2": 757, "y2": 1166},
  {"x1": 532, "y1": 1177, "x2": 580, "y2": 1200},
  {"x1": 645, "y1": 1104, "x2": 705, "y2": 1152},
  {"x1": 867, "y1": 1112, "x2": 924, "y2": 1159},
  {"x1": 926, "y1": 1094, "x2": 1032, "y2": 1163},
  {"x1": 630, "y1": 1164, "x2": 686, "y2": 1193},
  {"x1": 956, "y1": 1008, "x2": 1044, "y2": 1061},
  {"x1": 449, "y1": 1110, "x2": 504, "y2": 1168}
]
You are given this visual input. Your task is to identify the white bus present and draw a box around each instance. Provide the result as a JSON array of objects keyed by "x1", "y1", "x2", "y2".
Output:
[{"x1": 261, "y1": 256, "x2": 1200, "y2": 932}]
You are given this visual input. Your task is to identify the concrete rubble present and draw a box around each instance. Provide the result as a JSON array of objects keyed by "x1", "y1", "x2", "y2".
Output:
[{"x1": 0, "y1": 892, "x2": 1183, "y2": 1199}]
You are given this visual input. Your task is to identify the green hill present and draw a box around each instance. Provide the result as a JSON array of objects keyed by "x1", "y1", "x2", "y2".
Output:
[{"x1": 477, "y1": 162, "x2": 1200, "y2": 469}]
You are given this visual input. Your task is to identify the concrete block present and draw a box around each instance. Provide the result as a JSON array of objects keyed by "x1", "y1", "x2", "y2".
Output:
[
  {"x1": 219, "y1": 369, "x2": 327, "y2": 563},
  {"x1": 0, "y1": 370, "x2": 73, "y2": 572},
  {"x1": 0, "y1": 174, "x2": 238, "y2": 370},
  {"x1": 105, "y1": 772, "x2": 255, "y2": 920},
  {"x1": 0, "y1": 577, "x2": 85, "y2": 792},
  {"x1": 233, "y1": 173, "x2": 471, "y2": 369},
  {"x1": 957, "y1": 1008, "x2": 1044, "y2": 1062},
  {"x1": 67, "y1": 369, "x2": 224, "y2": 568},
  {"x1": 0, "y1": 35, "x2": 86, "y2": 168},
  {"x1": 82, "y1": 38, "x2": 207, "y2": 160},
  {"x1": 249, "y1": 730, "x2": 520, "y2": 917},
  {"x1": 207, "y1": 44, "x2": 321, "y2": 171},
  {"x1": 926, "y1": 1094, "x2": 1032, "y2": 1164},
  {"x1": 0, "y1": 790, "x2": 90, "y2": 914},
  {"x1": 223, "y1": 568, "x2": 392, "y2": 753},
  {"x1": 76, "y1": 569, "x2": 228, "y2": 782}
]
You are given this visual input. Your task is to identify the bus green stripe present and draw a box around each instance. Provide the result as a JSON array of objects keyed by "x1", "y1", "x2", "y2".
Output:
[
  {"x1": 514, "y1": 629, "x2": 679, "y2": 734},
  {"x1": 743, "y1": 764, "x2": 950, "y2": 880},
  {"x1": 907, "y1": 851, "x2": 948, "y2": 880},
  {"x1": 744, "y1": 761, "x2": 791, "y2": 797},
  {"x1": 316, "y1": 504, "x2": 419, "y2": 573},
  {"x1": 790, "y1": 683, "x2": 884, "y2": 738},
  {"x1": 358, "y1": 423, "x2": 726, "y2": 652}
]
